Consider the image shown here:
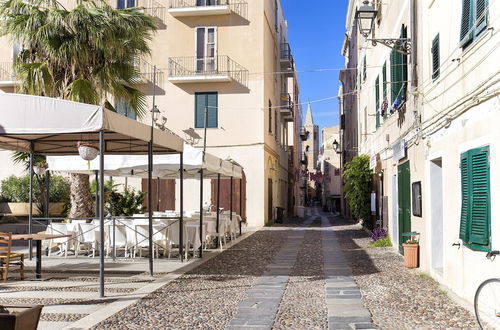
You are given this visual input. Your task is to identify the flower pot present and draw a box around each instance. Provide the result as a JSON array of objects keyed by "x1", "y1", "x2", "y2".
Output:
[
  {"x1": 403, "y1": 243, "x2": 419, "y2": 268},
  {"x1": 33, "y1": 166, "x2": 47, "y2": 176},
  {"x1": 78, "y1": 145, "x2": 99, "y2": 161},
  {"x1": 0, "y1": 305, "x2": 43, "y2": 330}
]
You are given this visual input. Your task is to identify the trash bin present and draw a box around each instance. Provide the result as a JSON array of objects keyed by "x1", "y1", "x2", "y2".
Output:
[{"x1": 276, "y1": 207, "x2": 285, "y2": 223}]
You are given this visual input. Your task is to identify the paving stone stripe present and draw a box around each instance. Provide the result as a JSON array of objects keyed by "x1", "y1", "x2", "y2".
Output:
[{"x1": 321, "y1": 213, "x2": 378, "y2": 330}]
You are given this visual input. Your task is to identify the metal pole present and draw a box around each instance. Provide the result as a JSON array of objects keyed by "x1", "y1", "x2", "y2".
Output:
[
  {"x1": 99, "y1": 130, "x2": 105, "y2": 298},
  {"x1": 216, "y1": 174, "x2": 220, "y2": 243},
  {"x1": 28, "y1": 151, "x2": 33, "y2": 260},
  {"x1": 239, "y1": 177, "x2": 243, "y2": 236},
  {"x1": 44, "y1": 171, "x2": 50, "y2": 218},
  {"x1": 148, "y1": 141, "x2": 153, "y2": 276},
  {"x1": 95, "y1": 170, "x2": 99, "y2": 217},
  {"x1": 112, "y1": 217, "x2": 116, "y2": 261},
  {"x1": 230, "y1": 177, "x2": 233, "y2": 224},
  {"x1": 179, "y1": 152, "x2": 184, "y2": 262},
  {"x1": 199, "y1": 169, "x2": 203, "y2": 258}
]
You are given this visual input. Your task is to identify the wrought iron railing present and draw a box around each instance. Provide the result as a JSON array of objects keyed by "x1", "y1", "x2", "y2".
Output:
[
  {"x1": 280, "y1": 43, "x2": 294, "y2": 63},
  {"x1": 169, "y1": 0, "x2": 247, "y2": 18},
  {"x1": 168, "y1": 55, "x2": 248, "y2": 85},
  {"x1": 280, "y1": 93, "x2": 293, "y2": 111},
  {"x1": 140, "y1": 0, "x2": 166, "y2": 21},
  {"x1": 0, "y1": 62, "x2": 15, "y2": 82},
  {"x1": 133, "y1": 57, "x2": 164, "y2": 86}
]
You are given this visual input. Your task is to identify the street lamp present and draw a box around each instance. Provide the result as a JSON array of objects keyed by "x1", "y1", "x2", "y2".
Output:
[
  {"x1": 332, "y1": 139, "x2": 342, "y2": 154},
  {"x1": 354, "y1": 0, "x2": 377, "y2": 38},
  {"x1": 354, "y1": 1, "x2": 411, "y2": 55},
  {"x1": 151, "y1": 105, "x2": 160, "y2": 124}
]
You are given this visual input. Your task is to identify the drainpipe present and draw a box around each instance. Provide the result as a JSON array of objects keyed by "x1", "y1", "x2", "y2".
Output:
[{"x1": 410, "y1": 0, "x2": 419, "y2": 123}]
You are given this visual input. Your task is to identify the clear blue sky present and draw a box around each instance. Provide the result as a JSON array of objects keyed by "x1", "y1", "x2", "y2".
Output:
[{"x1": 282, "y1": 0, "x2": 348, "y2": 136}]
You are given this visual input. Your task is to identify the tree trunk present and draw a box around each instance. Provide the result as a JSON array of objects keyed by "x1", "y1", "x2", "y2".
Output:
[{"x1": 69, "y1": 173, "x2": 93, "y2": 218}]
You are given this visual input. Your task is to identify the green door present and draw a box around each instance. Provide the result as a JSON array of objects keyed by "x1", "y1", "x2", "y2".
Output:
[{"x1": 398, "y1": 161, "x2": 411, "y2": 254}]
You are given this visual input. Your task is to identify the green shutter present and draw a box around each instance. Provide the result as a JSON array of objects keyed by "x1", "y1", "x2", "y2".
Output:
[
  {"x1": 400, "y1": 25, "x2": 408, "y2": 102},
  {"x1": 390, "y1": 50, "x2": 398, "y2": 104},
  {"x1": 268, "y1": 100, "x2": 272, "y2": 133},
  {"x1": 375, "y1": 76, "x2": 380, "y2": 129},
  {"x1": 460, "y1": 0, "x2": 473, "y2": 46},
  {"x1": 382, "y1": 62, "x2": 387, "y2": 119},
  {"x1": 206, "y1": 92, "x2": 218, "y2": 128},
  {"x1": 469, "y1": 147, "x2": 490, "y2": 246},
  {"x1": 195, "y1": 93, "x2": 205, "y2": 128},
  {"x1": 459, "y1": 152, "x2": 470, "y2": 242},
  {"x1": 475, "y1": 0, "x2": 488, "y2": 35},
  {"x1": 432, "y1": 34, "x2": 440, "y2": 80}
]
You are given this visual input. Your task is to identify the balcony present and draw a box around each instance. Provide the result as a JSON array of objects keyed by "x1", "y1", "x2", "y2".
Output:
[
  {"x1": 168, "y1": 55, "x2": 248, "y2": 84},
  {"x1": 280, "y1": 93, "x2": 294, "y2": 122},
  {"x1": 169, "y1": 0, "x2": 247, "y2": 17},
  {"x1": 280, "y1": 43, "x2": 294, "y2": 74},
  {"x1": 133, "y1": 58, "x2": 164, "y2": 86},
  {"x1": 121, "y1": 0, "x2": 166, "y2": 22}
]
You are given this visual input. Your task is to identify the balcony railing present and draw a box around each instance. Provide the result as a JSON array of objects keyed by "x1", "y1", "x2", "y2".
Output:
[
  {"x1": 169, "y1": 0, "x2": 247, "y2": 18},
  {"x1": 0, "y1": 62, "x2": 18, "y2": 86},
  {"x1": 133, "y1": 58, "x2": 164, "y2": 86},
  {"x1": 168, "y1": 55, "x2": 248, "y2": 85},
  {"x1": 140, "y1": 0, "x2": 166, "y2": 22},
  {"x1": 280, "y1": 93, "x2": 294, "y2": 122},
  {"x1": 280, "y1": 43, "x2": 294, "y2": 72}
]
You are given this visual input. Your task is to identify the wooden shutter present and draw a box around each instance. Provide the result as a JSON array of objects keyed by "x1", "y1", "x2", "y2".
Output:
[
  {"x1": 195, "y1": 93, "x2": 205, "y2": 128},
  {"x1": 268, "y1": 100, "x2": 272, "y2": 133},
  {"x1": 432, "y1": 34, "x2": 440, "y2": 80},
  {"x1": 207, "y1": 92, "x2": 218, "y2": 128},
  {"x1": 469, "y1": 147, "x2": 490, "y2": 245},
  {"x1": 459, "y1": 152, "x2": 470, "y2": 242},
  {"x1": 475, "y1": 0, "x2": 488, "y2": 35},
  {"x1": 382, "y1": 62, "x2": 387, "y2": 119},
  {"x1": 401, "y1": 25, "x2": 408, "y2": 101},
  {"x1": 460, "y1": 0, "x2": 473, "y2": 45},
  {"x1": 363, "y1": 57, "x2": 367, "y2": 82},
  {"x1": 390, "y1": 50, "x2": 397, "y2": 104},
  {"x1": 375, "y1": 76, "x2": 380, "y2": 129}
]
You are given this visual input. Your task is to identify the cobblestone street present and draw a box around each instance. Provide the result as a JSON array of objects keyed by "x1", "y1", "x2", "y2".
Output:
[{"x1": 89, "y1": 207, "x2": 478, "y2": 329}]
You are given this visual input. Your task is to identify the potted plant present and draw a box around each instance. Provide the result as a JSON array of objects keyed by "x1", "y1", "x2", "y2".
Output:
[
  {"x1": 402, "y1": 232, "x2": 420, "y2": 268},
  {"x1": 77, "y1": 141, "x2": 99, "y2": 161},
  {"x1": 0, "y1": 305, "x2": 43, "y2": 330},
  {"x1": 33, "y1": 161, "x2": 48, "y2": 176}
]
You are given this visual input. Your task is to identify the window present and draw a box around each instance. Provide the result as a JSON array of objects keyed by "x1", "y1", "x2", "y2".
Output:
[
  {"x1": 196, "y1": 0, "x2": 219, "y2": 6},
  {"x1": 117, "y1": 0, "x2": 135, "y2": 9},
  {"x1": 460, "y1": 146, "x2": 491, "y2": 251},
  {"x1": 195, "y1": 92, "x2": 218, "y2": 128},
  {"x1": 375, "y1": 76, "x2": 380, "y2": 129},
  {"x1": 275, "y1": 0, "x2": 279, "y2": 31},
  {"x1": 390, "y1": 25, "x2": 408, "y2": 109},
  {"x1": 412, "y1": 182, "x2": 422, "y2": 217},
  {"x1": 460, "y1": 0, "x2": 488, "y2": 48},
  {"x1": 274, "y1": 110, "x2": 278, "y2": 140},
  {"x1": 431, "y1": 34, "x2": 440, "y2": 80},
  {"x1": 115, "y1": 99, "x2": 136, "y2": 120},
  {"x1": 196, "y1": 27, "x2": 217, "y2": 73},
  {"x1": 268, "y1": 100, "x2": 272, "y2": 133}
]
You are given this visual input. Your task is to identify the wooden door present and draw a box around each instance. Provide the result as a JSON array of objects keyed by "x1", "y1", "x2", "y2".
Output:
[
  {"x1": 142, "y1": 179, "x2": 176, "y2": 212},
  {"x1": 268, "y1": 179, "x2": 273, "y2": 221},
  {"x1": 398, "y1": 161, "x2": 411, "y2": 254},
  {"x1": 210, "y1": 172, "x2": 247, "y2": 219}
]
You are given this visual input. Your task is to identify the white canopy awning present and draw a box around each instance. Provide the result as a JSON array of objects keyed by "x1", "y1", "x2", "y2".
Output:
[
  {"x1": 48, "y1": 143, "x2": 243, "y2": 179},
  {"x1": 0, "y1": 93, "x2": 183, "y2": 155}
]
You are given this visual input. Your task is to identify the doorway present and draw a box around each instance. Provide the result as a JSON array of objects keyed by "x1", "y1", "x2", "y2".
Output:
[
  {"x1": 430, "y1": 158, "x2": 444, "y2": 275},
  {"x1": 196, "y1": 27, "x2": 217, "y2": 73},
  {"x1": 398, "y1": 161, "x2": 411, "y2": 254},
  {"x1": 268, "y1": 179, "x2": 273, "y2": 222}
]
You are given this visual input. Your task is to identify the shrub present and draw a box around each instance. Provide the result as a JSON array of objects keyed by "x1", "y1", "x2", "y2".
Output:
[
  {"x1": 0, "y1": 174, "x2": 70, "y2": 203},
  {"x1": 343, "y1": 155, "x2": 372, "y2": 226},
  {"x1": 108, "y1": 189, "x2": 146, "y2": 216},
  {"x1": 368, "y1": 235, "x2": 392, "y2": 248}
]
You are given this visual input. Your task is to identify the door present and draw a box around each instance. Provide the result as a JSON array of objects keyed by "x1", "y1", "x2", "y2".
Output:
[
  {"x1": 142, "y1": 179, "x2": 176, "y2": 212},
  {"x1": 268, "y1": 179, "x2": 273, "y2": 222},
  {"x1": 196, "y1": 27, "x2": 217, "y2": 73},
  {"x1": 197, "y1": 0, "x2": 218, "y2": 6},
  {"x1": 430, "y1": 158, "x2": 444, "y2": 274},
  {"x1": 398, "y1": 161, "x2": 411, "y2": 254},
  {"x1": 117, "y1": 0, "x2": 135, "y2": 9}
]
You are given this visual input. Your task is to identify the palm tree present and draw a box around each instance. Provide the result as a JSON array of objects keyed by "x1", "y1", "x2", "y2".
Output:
[{"x1": 0, "y1": 0, "x2": 156, "y2": 217}]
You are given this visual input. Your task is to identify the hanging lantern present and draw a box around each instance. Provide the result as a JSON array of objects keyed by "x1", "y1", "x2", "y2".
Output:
[{"x1": 77, "y1": 141, "x2": 99, "y2": 161}]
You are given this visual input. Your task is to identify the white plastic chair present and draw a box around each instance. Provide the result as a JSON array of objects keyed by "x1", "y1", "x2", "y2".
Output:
[
  {"x1": 134, "y1": 225, "x2": 150, "y2": 258},
  {"x1": 47, "y1": 223, "x2": 70, "y2": 257},
  {"x1": 110, "y1": 224, "x2": 129, "y2": 258},
  {"x1": 76, "y1": 224, "x2": 97, "y2": 258}
]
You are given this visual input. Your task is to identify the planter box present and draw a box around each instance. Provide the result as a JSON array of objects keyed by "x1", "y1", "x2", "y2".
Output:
[
  {"x1": 0, "y1": 305, "x2": 43, "y2": 330},
  {"x1": 0, "y1": 203, "x2": 65, "y2": 216},
  {"x1": 403, "y1": 243, "x2": 419, "y2": 268}
]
